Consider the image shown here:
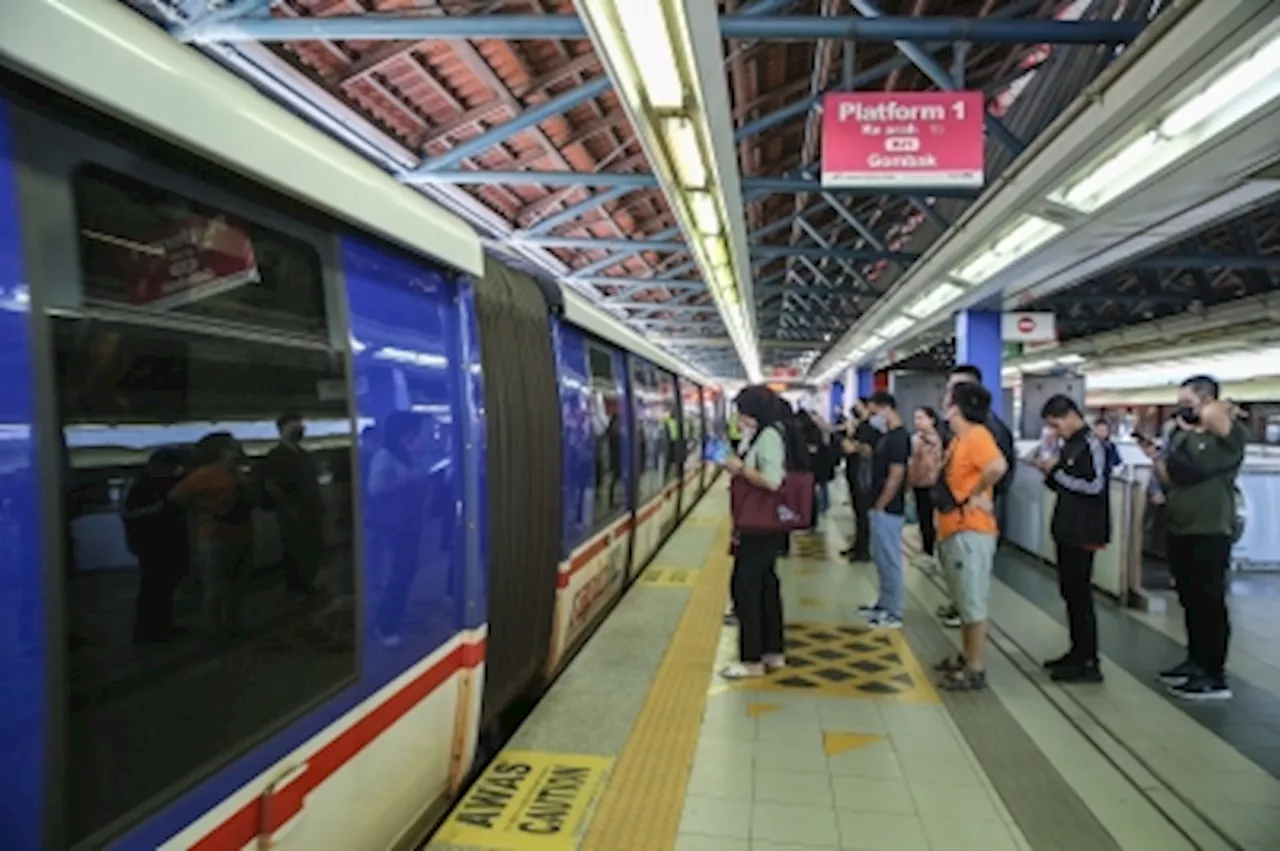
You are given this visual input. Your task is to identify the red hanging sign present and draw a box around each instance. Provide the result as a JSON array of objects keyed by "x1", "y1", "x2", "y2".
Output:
[
  {"x1": 128, "y1": 214, "x2": 260, "y2": 309},
  {"x1": 821, "y1": 91, "x2": 985, "y2": 189}
]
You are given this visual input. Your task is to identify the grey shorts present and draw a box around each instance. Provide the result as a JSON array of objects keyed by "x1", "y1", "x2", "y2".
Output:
[{"x1": 939, "y1": 531, "x2": 997, "y2": 624}]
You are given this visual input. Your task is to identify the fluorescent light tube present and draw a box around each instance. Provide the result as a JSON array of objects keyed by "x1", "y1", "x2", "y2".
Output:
[
  {"x1": 880, "y1": 316, "x2": 915, "y2": 338},
  {"x1": 1050, "y1": 131, "x2": 1162, "y2": 214},
  {"x1": 613, "y1": 0, "x2": 685, "y2": 110},
  {"x1": 904, "y1": 282, "x2": 965, "y2": 319},
  {"x1": 662, "y1": 116, "x2": 708, "y2": 188},
  {"x1": 705, "y1": 235, "x2": 728, "y2": 267},
  {"x1": 952, "y1": 215, "x2": 1064, "y2": 284},
  {"x1": 689, "y1": 191, "x2": 721, "y2": 235},
  {"x1": 1161, "y1": 33, "x2": 1280, "y2": 137}
]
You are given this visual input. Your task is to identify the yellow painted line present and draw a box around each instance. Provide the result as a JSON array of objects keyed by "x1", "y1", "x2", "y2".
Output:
[
  {"x1": 637, "y1": 566, "x2": 699, "y2": 588},
  {"x1": 746, "y1": 702, "x2": 783, "y2": 718},
  {"x1": 581, "y1": 517, "x2": 734, "y2": 851},
  {"x1": 434, "y1": 750, "x2": 613, "y2": 850},
  {"x1": 823, "y1": 731, "x2": 884, "y2": 757}
]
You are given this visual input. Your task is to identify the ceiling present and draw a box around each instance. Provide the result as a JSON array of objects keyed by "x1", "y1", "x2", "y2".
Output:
[{"x1": 129, "y1": 0, "x2": 1210, "y2": 380}]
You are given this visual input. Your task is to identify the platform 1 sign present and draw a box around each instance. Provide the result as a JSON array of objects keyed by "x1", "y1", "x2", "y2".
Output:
[
  {"x1": 821, "y1": 91, "x2": 985, "y2": 189},
  {"x1": 1001, "y1": 311, "x2": 1057, "y2": 343},
  {"x1": 435, "y1": 750, "x2": 613, "y2": 850}
]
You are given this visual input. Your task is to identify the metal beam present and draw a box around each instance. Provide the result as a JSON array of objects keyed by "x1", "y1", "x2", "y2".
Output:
[
  {"x1": 519, "y1": 185, "x2": 633, "y2": 236},
  {"x1": 413, "y1": 76, "x2": 611, "y2": 173},
  {"x1": 849, "y1": 0, "x2": 1026, "y2": 156},
  {"x1": 402, "y1": 170, "x2": 978, "y2": 197},
  {"x1": 190, "y1": 14, "x2": 1144, "y2": 45},
  {"x1": 1132, "y1": 255, "x2": 1280, "y2": 270},
  {"x1": 754, "y1": 245, "x2": 915, "y2": 263},
  {"x1": 523, "y1": 236, "x2": 685, "y2": 253}
]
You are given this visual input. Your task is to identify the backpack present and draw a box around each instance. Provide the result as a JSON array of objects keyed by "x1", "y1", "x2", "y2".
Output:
[{"x1": 986, "y1": 413, "x2": 1017, "y2": 496}]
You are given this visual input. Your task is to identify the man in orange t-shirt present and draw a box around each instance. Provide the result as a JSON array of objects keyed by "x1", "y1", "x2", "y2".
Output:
[{"x1": 934, "y1": 383, "x2": 1008, "y2": 691}]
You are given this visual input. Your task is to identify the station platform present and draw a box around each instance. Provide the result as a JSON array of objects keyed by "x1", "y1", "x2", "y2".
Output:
[{"x1": 427, "y1": 483, "x2": 1280, "y2": 851}]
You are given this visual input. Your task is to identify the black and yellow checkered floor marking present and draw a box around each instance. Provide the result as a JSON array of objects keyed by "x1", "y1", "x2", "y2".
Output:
[
  {"x1": 789, "y1": 534, "x2": 830, "y2": 560},
  {"x1": 732, "y1": 622, "x2": 940, "y2": 704},
  {"x1": 637, "y1": 566, "x2": 699, "y2": 588}
]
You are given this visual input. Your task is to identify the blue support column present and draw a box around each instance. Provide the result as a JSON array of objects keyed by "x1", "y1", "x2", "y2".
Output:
[
  {"x1": 830, "y1": 380, "x2": 845, "y2": 423},
  {"x1": 954, "y1": 309, "x2": 1003, "y2": 418},
  {"x1": 856, "y1": 367, "x2": 875, "y2": 400}
]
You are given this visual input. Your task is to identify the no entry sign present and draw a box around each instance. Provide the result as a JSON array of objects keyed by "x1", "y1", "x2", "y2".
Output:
[{"x1": 821, "y1": 91, "x2": 985, "y2": 189}]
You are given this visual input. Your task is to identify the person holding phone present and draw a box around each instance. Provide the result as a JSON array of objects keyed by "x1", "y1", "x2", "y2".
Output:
[
  {"x1": 1141, "y1": 376, "x2": 1246, "y2": 701},
  {"x1": 1036, "y1": 396, "x2": 1111, "y2": 684}
]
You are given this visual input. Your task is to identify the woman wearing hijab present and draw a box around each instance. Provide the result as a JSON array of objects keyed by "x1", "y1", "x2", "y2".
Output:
[{"x1": 721, "y1": 385, "x2": 789, "y2": 679}]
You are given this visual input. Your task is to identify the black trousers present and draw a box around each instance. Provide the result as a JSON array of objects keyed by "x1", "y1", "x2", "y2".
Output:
[
  {"x1": 847, "y1": 472, "x2": 870, "y2": 557},
  {"x1": 1056, "y1": 543, "x2": 1099, "y2": 663},
  {"x1": 913, "y1": 487, "x2": 936, "y2": 556},
  {"x1": 1167, "y1": 534, "x2": 1233, "y2": 679},
  {"x1": 732, "y1": 533, "x2": 785, "y2": 663}
]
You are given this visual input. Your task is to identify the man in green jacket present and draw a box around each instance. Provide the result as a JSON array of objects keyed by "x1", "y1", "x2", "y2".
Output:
[{"x1": 1140, "y1": 375, "x2": 1246, "y2": 701}]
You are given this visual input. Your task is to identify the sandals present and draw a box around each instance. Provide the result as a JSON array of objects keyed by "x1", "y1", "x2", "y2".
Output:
[
  {"x1": 933, "y1": 654, "x2": 966, "y2": 674},
  {"x1": 939, "y1": 667, "x2": 987, "y2": 691}
]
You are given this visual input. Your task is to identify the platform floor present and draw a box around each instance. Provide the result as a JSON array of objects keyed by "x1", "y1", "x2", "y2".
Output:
[{"x1": 428, "y1": 482, "x2": 1280, "y2": 851}]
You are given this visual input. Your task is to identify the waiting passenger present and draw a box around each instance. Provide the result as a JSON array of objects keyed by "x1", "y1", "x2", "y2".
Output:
[
  {"x1": 169, "y1": 433, "x2": 253, "y2": 638},
  {"x1": 263, "y1": 412, "x2": 325, "y2": 599},
  {"x1": 933, "y1": 383, "x2": 1007, "y2": 691},
  {"x1": 839, "y1": 399, "x2": 877, "y2": 562},
  {"x1": 123, "y1": 448, "x2": 190, "y2": 643},
  {"x1": 858, "y1": 392, "x2": 910, "y2": 629},
  {"x1": 1093, "y1": 418, "x2": 1123, "y2": 471},
  {"x1": 1036, "y1": 396, "x2": 1111, "y2": 684},
  {"x1": 934, "y1": 364, "x2": 1015, "y2": 629},
  {"x1": 908, "y1": 406, "x2": 943, "y2": 566},
  {"x1": 720, "y1": 385, "x2": 788, "y2": 680},
  {"x1": 368, "y1": 411, "x2": 428, "y2": 647},
  {"x1": 1140, "y1": 376, "x2": 1246, "y2": 700}
]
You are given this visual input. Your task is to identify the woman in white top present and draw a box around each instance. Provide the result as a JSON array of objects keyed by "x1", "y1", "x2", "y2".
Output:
[{"x1": 721, "y1": 385, "x2": 789, "y2": 680}]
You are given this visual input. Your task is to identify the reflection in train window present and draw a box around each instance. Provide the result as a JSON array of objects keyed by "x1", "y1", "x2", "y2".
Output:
[
  {"x1": 632, "y1": 360, "x2": 663, "y2": 506},
  {"x1": 587, "y1": 342, "x2": 625, "y2": 526},
  {"x1": 56, "y1": 168, "x2": 356, "y2": 845},
  {"x1": 657, "y1": 370, "x2": 681, "y2": 484},
  {"x1": 72, "y1": 165, "x2": 328, "y2": 335}
]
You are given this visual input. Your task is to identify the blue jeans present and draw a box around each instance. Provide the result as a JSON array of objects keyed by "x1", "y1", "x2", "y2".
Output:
[
  {"x1": 870, "y1": 510, "x2": 905, "y2": 618},
  {"x1": 816, "y1": 481, "x2": 830, "y2": 516}
]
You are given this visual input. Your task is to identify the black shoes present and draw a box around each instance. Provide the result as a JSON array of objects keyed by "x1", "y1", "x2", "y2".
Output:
[
  {"x1": 1158, "y1": 659, "x2": 1201, "y2": 687},
  {"x1": 1169, "y1": 674, "x2": 1233, "y2": 701},
  {"x1": 1044, "y1": 653, "x2": 1103, "y2": 683}
]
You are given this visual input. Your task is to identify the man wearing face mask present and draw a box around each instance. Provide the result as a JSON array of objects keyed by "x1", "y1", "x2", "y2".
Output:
[
  {"x1": 264, "y1": 411, "x2": 326, "y2": 598},
  {"x1": 859, "y1": 392, "x2": 910, "y2": 628},
  {"x1": 1140, "y1": 376, "x2": 1246, "y2": 700}
]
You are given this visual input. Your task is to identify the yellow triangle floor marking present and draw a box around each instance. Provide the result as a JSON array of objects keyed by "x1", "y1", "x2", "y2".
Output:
[
  {"x1": 799, "y1": 596, "x2": 827, "y2": 607},
  {"x1": 746, "y1": 702, "x2": 783, "y2": 718},
  {"x1": 823, "y1": 731, "x2": 885, "y2": 757}
]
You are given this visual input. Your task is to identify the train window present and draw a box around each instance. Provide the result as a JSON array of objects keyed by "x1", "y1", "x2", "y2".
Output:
[
  {"x1": 71, "y1": 165, "x2": 328, "y2": 336},
  {"x1": 632, "y1": 360, "x2": 660, "y2": 507},
  {"x1": 658, "y1": 371, "x2": 681, "y2": 484},
  {"x1": 55, "y1": 178, "x2": 357, "y2": 844},
  {"x1": 586, "y1": 343, "x2": 625, "y2": 526}
]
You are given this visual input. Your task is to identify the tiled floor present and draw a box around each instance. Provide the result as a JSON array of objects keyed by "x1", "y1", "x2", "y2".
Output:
[{"x1": 432, "y1": 482, "x2": 1280, "y2": 851}]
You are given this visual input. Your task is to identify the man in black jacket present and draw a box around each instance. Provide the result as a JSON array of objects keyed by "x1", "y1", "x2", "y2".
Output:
[{"x1": 1036, "y1": 395, "x2": 1110, "y2": 683}]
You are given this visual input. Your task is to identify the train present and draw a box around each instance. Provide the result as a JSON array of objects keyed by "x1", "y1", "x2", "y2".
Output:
[{"x1": 0, "y1": 2, "x2": 726, "y2": 849}]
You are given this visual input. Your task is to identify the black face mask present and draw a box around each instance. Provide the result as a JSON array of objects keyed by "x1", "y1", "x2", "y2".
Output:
[{"x1": 1177, "y1": 405, "x2": 1200, "y2": 425}]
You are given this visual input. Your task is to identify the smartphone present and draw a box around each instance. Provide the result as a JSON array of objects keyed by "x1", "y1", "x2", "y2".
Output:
[{"x1": 705, "y1": 438, "x2": 730, "y2": 465}]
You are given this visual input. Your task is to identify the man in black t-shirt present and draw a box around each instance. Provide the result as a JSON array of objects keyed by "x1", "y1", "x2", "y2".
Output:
[
  {"x1": 859, "y1": 392, "x2": 910, "y2": 628},
  {"x1": 841, "y1": 399, "x2": 880, "y2": 561}
]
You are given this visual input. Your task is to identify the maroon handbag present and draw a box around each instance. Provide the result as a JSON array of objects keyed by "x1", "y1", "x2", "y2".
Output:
[{"x1": 729, "y1": 424, "x2": 815, "y2": 533}]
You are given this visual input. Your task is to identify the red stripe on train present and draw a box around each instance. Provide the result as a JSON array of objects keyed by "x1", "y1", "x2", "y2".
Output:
[{"x1": 190, "y1": 638, "x2": 486, "y2": 851}]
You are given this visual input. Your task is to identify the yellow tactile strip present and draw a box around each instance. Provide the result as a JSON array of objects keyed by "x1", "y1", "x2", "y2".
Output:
[{"x1": 580, "y1": 515, "x2": 733, "y2": 851}]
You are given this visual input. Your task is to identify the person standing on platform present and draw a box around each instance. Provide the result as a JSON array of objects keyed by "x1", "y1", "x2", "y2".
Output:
[
  {"x1": 1141, "y1": 375, "x2": 1246, "y2": 701},
  {"x1": 934, "y1": 365, "x2": 1015, "y2": 628},
  {"x1": 1093, "y1": 418, "x2": 1123, "y2": 471},
  {"x1": 720, "y1": 385, "x2": 788, "y2": 680},
  {"x1": 859, "y1": 392, "x2": 910, "y2": 629},
  {"x1": 1036, "y1": 396, "x2": 1110, "y2": 684},
  {"x1": 840, "y1": 399, "x2": 878, "y2": 562},
  {"x1": 934, "y1": 383, "x2": 1007, "y2": 691},
  {"x1": 908, "y1": 406, "x2": 943, "y2": 567}
]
